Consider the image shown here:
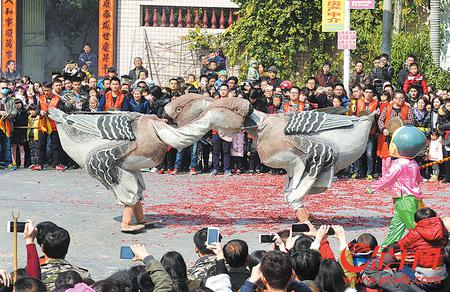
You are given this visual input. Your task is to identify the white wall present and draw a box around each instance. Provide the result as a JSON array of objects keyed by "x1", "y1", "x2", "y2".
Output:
[{"x1": 116, "y1": 0, "x2": 239, "y2": 86}]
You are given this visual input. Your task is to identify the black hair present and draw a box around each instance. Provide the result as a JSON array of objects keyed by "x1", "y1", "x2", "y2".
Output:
[
  {"x1": 110, "y1": 77, "x2": 121, "y2": 84},
  {"x1": 55, "y1": 271, "x2": 82, "y2": 289},
  {"x1": 357, "y1": 233, "x2": 378, "y2": 251},
  {"x1": 291, "y1": 86, "x2": 301, "y2": 92},
  {"x1": 323, "y1": 61, "x2": 331, "y2": 67},
  {"x1": 380, "y1": 90, "x2": 391, "y2": 101},
  {"x1": 223, "y1": 239, "x2": 249, "y2": 268},
  {"x1": 306, "y1": 77, "x2": 316, "y2": 84},
  {"x1": 14, "y1": 269, "x2": 28, "y2": 281},
  {"x1": 407, "y1": 53, "x2": 416, "y2": 60},
  {"x1": 445, "y1": 99, "x2": 450, "y2": 105},
  {"x1": 291, "y1": 249, "x2": 321, "y2": 281},
  {"x1": 410, "y1": 62, "x2": 418, "y2": 68},
  {"x1": 14, "y1": 278, "x2": 46, "y2": 292},
  {"x1": 36, "y1": 221, "x2": 58, "y2": 246},
  {"x1": 300, "y1": 87, "x2": 309, "y2": 96},
  {"x1": 248, "y1": 250, "x2": 267, "y2": 270},
  {"x1": 293, "y1": 235, "x2": 314, "y2": 251},
  {"x1": 126, "y1": 265, "x2": 153, "y2": 292},
  {"x1": 106, "y1": 269, "x2": 134, "y2": 292},
  {"x1": 84, "y1": 43, "x2": 92, "y2": 48},
  {"x1": 355, "y1": 60, "x2": 364, "y2": 66},
  {"x1": 199, "y1": 74, "x2": 208, "y2": 80},
  {"x1": 91, "y1": 280, "x2": 119, "y2": 292},
  {"x1": 414, "y1": 208, "x2": 437, "y2": 223},
  {"x1": 374, "y1": 56, "x2": 381, "y2": 61},
  {"x1": 393, "y1": 90, "x2": 405, "y2": 98},
  {"x1": 316, "y1": 259, "x2": 347, "y2": 292},
  {"x1": 381, "y1": 53, "x2": 390, "y2": 60},
  {"x1": 219, "y1": 84, "x2": 229, "y2": 91},
  {"x1": 191, "y1": 287, "x2": 214, "y2": 292},
  {"x1": 160, "y1": 251, "x2": 188, "y2": 292},
  {"x1": 6, "y1": 60, "x2": 15, "y2": 66},
  {"x1": 208, "y1": 73, "x2": 218, "y2": 81},
  {"x1": 42, "y1": 227, "x2": 70, "y2": 259},
  {"x1": 52, "y1": 78, "x2": 62, "y2": 84},
  {"x1": 260, "y1": 251, "x2": 292, "y2": 290},
  {"x1": 228, "y1": 76, "x2": 238, "y2": 84},
  {"x1": 364, "y1": 85, "x2": 374, "y2": 92},
  {"x1": 335, "y1": 83, "x2": 345, "y2": 89},
  {"x1": 193, "y1": 228, "x2": 214, "y2": 255},
  {"x1": 42, "y1": 81, "x2": 52, "y2": 89}
]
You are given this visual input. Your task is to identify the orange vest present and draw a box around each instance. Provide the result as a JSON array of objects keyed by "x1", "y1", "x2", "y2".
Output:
[
  {"x1": 377, "y1": 103, "x2": 409, "y2": 158},
  {"x1": 103, "y1": 91, "x2": 125, "y2": 111},
  {"x1": 0, "y1": 117, "x2": 11, "y2": 137},
  {"x1": 283, "y1": 101, "x2": 305, "y2": 113},
  {"x1": 38, "y1": 94, "x2": 60, "y2": 133},
  {"x1": 356, "y1": 98, "x2": 378, "y2": 136}
]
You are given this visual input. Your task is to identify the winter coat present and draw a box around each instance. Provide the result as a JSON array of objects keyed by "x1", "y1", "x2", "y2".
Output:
[
  {"x1": 403, "y1": 72, "x2": 428, "y2": 95},
  {"x1": 397, "y1": 217, "x2": 448, "y2": 268}
]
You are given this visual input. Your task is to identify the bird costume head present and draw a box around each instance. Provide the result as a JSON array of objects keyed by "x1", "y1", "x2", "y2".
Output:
[{"x1": 389, "y1": 126, "x2": 426, "y2": 159}]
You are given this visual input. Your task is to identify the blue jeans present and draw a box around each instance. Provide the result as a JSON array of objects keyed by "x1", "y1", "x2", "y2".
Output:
[
  {"x1": 355, "y1": 135, "x2": 375, "y2": 176},
  {"x1": 174, "y1": 142, "x2": 198, "y2": 170},
  {"x1": 0, "y1": 131, "x2": 11, "y2": 165}
]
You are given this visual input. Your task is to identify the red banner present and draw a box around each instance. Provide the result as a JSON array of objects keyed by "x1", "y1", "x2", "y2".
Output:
[
  {"x1": 1, "y1": 0, "x2": 17, "y2": 71},
  {"x1": 98, "y1": 0, "x2": 115, "y2": 77}
]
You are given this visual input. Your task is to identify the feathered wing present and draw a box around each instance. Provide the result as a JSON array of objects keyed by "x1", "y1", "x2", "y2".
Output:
[
  {"x1": 284, "y1": 111, "x2": 359, "y2": 134},
  {"x1": 49, "y1": 108, "x2": 139, "y2": 140}
]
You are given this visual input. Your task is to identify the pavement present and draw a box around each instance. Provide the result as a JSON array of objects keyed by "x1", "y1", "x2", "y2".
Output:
[{"x1": 0, "y1": 168, "x2": 449, "y2": 279}]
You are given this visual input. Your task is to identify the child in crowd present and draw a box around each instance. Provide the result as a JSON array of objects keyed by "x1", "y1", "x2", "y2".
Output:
[
  {"x1": 247, "y1": 61, "x2": 260, "y2": 83},
  {"x1": 89, "y1": 96, "x2": 98, "y2": 112},
  {"x1": 10, "y1": 98, "x2": 28, "y2": 169},
  {"x1": 214, "y1": 71, "x2": 228, "y2": 90},
  {"x1": 27, "y1": 104, "x2": 40, "y2": 169},
  {"x1": 427, "y1": 129, "x2": 443, "y2": 182},
  {"x1": 231, "y1": 131, "x2": 245, "y2": 174},
  {"x1": 332, "y1": 96, "x2": 343, "y2": 108}
]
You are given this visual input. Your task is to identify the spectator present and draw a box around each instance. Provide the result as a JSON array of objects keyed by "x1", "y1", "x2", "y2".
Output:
[
  {"x1": 188, "y1": 228, "x2": 219, "y2": 281},
  {"x1": 60, "y1": 78, "x2": 89, "y2": 113},
  {"x1": 397, "y1": 54, "x2": 416, "y2": 89},
  {"x1": 334, "y1": 83, "x2": 350, "y2": 108},
  {"x1": 160, "y1": 251, "x2": 190, "y2": 292},
  {"x1": 77, "y1": 44, "x2": 97, "y2": 75},
  {"x1": 353, "y1": 86, "x2": 378, "y2": 181},
  {"x1": 223, "y1": 240, "x2": 250, "y2": 291},
  {"x1": 41, "y1": 227, "x2": 91, "y2": 291},
  {"x1": 437, "y1": 99, "x2": 450, "y2": 182},
  {"x1": 10, "y1": 98, "x2": 28, "y2": 170},
  {"x1": 129, "y1": 57, "x2": 149, "y2": 82},
  {"x1": 403, "y1": 63, "x2": 428, "y2": 96},
  {"x1": 430, "y1": 97, "x2": 442, "y2": 129},
  {"x1": 200, "y1": 56, "x2": 210, "y2": 76},
  {"x1": 97, "y1": 77, "x2": 131, "y2": 112},
  {"x1": 2, "y1": 60, "x2": 21, "y2": 82},
  {"x1": 258, "y1": 64, "x2": 269, "y2": 79},
  {"x1": 316, "y1": 259, "x2": 356, "y2": 292},
  {"x1": 349, "y1": 61, "x2": 372, "y2": 90},
  {"x1": 291, "y1": 249, "x2": 321, "y2": 281},
  {"x1": 428, "y1": 129, "x2": 443, "y2": 182},
  {"x1": 377, "y1": 91, "x2": 414, "y2": 176},
  {"x1": 315, "y1": 62, "x2": 337, "y2": 87},
  {"x1": 0, "y1": 79, "x2": 17, "y2": 169},
  {"x1": 267, "y1": 67, "x2": 282, "y2": 88},
  {"x1": 372, "y1": 54, "x2": 394, "y2": 95},
  {"x1": 282, "y1": 86, "x2": 309, "y2": 113},
  {"x1": 129, "y1": 89, "x2": 150, "y2": 114},
  {"x1": 14, "y1": 278, "x2": 46, "y2": 292}
]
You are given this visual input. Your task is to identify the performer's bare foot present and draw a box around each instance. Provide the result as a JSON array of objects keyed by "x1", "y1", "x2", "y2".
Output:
[
  {"x1": 296, "y1": 207, "x2": 310, "y2": 222},
  {"x1": 121, "y1": 205, "x2": 145, "y2": 233}
]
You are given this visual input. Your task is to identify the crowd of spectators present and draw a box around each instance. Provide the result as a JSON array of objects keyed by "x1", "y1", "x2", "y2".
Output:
[
  {"x1": 1, "y1": 208, "x2": 449, "y2": 292},
  {"x1": 0, "y1": 49, "x2": 449, "y2": 181}
]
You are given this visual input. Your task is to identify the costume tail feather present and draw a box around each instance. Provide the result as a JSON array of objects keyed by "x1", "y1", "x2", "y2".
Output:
[{"x1": 48, "y1": 108, "x2": 67, "y2": 124}]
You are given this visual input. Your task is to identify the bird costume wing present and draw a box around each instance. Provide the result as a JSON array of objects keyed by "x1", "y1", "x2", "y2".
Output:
[
  {"x1": 49, "y1": 108, "x2": 139, "y2": 140},
  {"x1": 284, "y1": 111, "x2": 359, "y2": 134}
]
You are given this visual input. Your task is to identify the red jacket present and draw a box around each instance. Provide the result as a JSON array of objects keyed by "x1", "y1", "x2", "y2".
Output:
[
  {"x1": 403, "y1": 72, "x2": 428, "y2": 95},
  {"x1": 397, "y1": 217, "x2": 448, "y2": 268}
]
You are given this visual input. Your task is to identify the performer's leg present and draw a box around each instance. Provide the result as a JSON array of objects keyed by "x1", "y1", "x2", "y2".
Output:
[
  {"x1": 382, "y1": 196, "x2": 418, "y2": 246},
  {"x1": 121, "y1": 205, "x2": 144, "y2": 232},
  {"x1": 133, "y1": 201, "x2": 145, "y2": 224}
]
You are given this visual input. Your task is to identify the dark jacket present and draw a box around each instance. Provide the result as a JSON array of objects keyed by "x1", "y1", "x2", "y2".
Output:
[
  {"x1": 314, "y1": 72, "x2": 337, "y2": 87},
  {"x1": 129, "y1": 98, "x2": 151, "y2": 114},
  {"x1": 398, "y1": 65, "x2": 410, "y2": 88},
  {"x1": 240, "y1": 280, "x2": 311, "y2": 292},
  {"x1": 349, "y1": 71, "x2": 372, "y2": 89},
  {"x1": 60, "y1": 90, "x2": 90, "y2": 113},
  {"x1": 228, "y1": 267, "x2": 250, "y2": 292},
  {"x1": 437, "y1": 107, "x2": 450, "y2": 143},
  {"x1": 129, "y1": 66, "x2": 149, "y2": 82},
  {"x1": 2, "y1": 70, "x2": 21, "y2": 81}
]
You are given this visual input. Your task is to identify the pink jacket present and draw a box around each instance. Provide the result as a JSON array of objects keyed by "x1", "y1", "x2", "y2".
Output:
[
  {"x1": 370, "y1": 158, "x2": 422, "y2": 199},
  {"x1": 231, "y1": 131, "x2": 245, "y2": 157}
]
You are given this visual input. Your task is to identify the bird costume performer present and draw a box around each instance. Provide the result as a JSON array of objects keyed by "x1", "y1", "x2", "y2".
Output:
[{"x1": 366, "y1": 126, "x2": 427, "y2": 246}]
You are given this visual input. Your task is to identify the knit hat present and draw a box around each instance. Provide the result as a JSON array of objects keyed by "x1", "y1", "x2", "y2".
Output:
[{"x1": 217, "y1": 70, "x2": 228, "y2": 77}]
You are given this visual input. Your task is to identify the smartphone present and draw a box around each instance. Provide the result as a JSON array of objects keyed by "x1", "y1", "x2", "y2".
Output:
[
  {"x1": 327, "y1": 227, "x2": 335, "y2": 236},
  {"x1": 6, "y1": 221, "x2": 26, "y2": 233},
  {"x1": 291, "y1": 224, "x2": 310, "y2": 234},
  {"x1": 120, "y1": 246, "x2": 134, "y2": 260},
  {"x1": 259, "y1": 234, "x2": 275, "y2": 243},
  {"x1": 207, "y1": 227, "x2": 220, "y2": 245}
]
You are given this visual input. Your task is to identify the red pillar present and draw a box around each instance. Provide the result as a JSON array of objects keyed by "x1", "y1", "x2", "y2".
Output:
[
  {"x1": 144, "y1": 8, "x2": 150, "y2": 26},
  {"x1": 169, "y1": 8, "x2": 175, "y2": 27},
  {"x1": 186, "y1": 9, "x2": 191, "y2": 28},
  {"x1": 194, "y1": 8, "x2": 200, "y2": 27},
  {"x1": 202, "y1": 9, "x2": 208, "y2": 28},
  {"x1": 211, "y1": 9, "x2": 217, "y2": 29},
  {"x1": 161, "y1": 8, "x2": 167, "y2": 26},
  {"x1": 153, "y1": 8, "x2": 158, "y2": 27},
  {"x1": 228, "y1": 9, "x2": 233, "y2": 27},
  {"x1": 219, "y1": 9, "x2": 225, "y2": 29},
  {"x1": 178, "y1": 8, "x2": 183, "y2": 27}
]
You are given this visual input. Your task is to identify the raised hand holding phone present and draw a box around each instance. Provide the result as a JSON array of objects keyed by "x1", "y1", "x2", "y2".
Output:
[
  {"x1": 24, "y1": 220, "x2": 37, "y2": 244},
  {"x1": 206, "y1": 242, "x2": 224, "y2": 260},
  {"x1": 130, "y1": 244, "x2": 149, "y2": 261},
  {"x1": 206, "y1": 227, "x2": 220, "y2": 245}
]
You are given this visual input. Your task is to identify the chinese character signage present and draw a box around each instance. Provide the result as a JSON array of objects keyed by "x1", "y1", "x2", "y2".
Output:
[
  {"x1": 2, "y1": 0, "x2": 17, "y2": 71},
  {"x1": 338, "y1": 31, "x2": 357, "y2": 50},
  {"x1": 350, "y1": 0, "x2": 375, "y2": 9},
  {"x1": 322, "y1": 0, "x2": 346, "y2": 32},
  {"x1": 98, "y1": 0, "x2": 115, "y2": 77}
]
